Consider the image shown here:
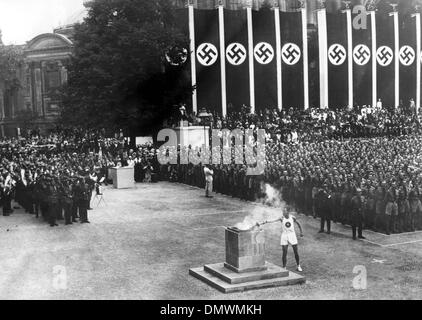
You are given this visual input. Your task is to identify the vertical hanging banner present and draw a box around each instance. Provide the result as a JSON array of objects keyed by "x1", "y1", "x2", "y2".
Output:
[
  {"x1": 326, "y1": 12, "x2": 349, "y2": 108},
  {"x1": 280, "y1": 11, "x2": 304, "y2": 109},
  {"x1": 194, "y1": 9, "x2": 221, "y2": 113},
  {"x1": 252, "y1": 8, "x2": 277, "y2": 112},
  {"x1": 224, "y1": 9, "x2": 250, "y2": 112},
  {"x1": 376, "y1": 12, "x2": 395, "y2": 107},
  {"x1": 399, "y1": 14, "x2": 417, "y2": 107},
  {"x1": 352, "y1": 8, "x2": 373, "y2": 107}
]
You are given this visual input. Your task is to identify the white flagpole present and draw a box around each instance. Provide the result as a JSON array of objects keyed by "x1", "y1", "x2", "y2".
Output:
[
  {"x1": 218, "y1": 3, "x2": 227, "y2": 117},
  {"x1": 345, "y1": 7, "x2": 353, "y2": 109},
  {"x1": 317, "y1": 7, "x2": 328, "y2": 109},
  {"x1": 301, "y1": 2, "x2": 309, "y2": 110},
  {"x1": 247, "y1": 5, "x2": 255, "y2": 113},
  {"x1": 390, "y1": 9, "x2": 399, "y2": 108},
  {"x1": 414, "y1": 11, "x2": 421, "y2": 113},
  {"x1": 274, "y1": 4, "x2": 282, "y2": 111},
  {"x1": 188, "y1": 1, "x2": 197, "y2": 114},
  {"x1": 370, "y1": 10, "x2": 377, "y2": 108}
]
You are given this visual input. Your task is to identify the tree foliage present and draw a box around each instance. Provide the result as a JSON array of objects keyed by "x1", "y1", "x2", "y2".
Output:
[{"x1": 60, "y1": 0, "x2": 191, "y2": 135}]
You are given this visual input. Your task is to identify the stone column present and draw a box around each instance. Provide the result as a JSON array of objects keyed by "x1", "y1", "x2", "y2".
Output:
[
  {"x1": 0, "y1": 88, "x2": 4, "y2": 120},
  {"x1": 34, "y1": 65, "x2": 43, "y2": 117},
  {"x1": 40, "y1": 61, "x2": 47, "y2": 116}
]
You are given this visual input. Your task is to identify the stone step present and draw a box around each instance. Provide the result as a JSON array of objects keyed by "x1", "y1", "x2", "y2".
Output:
[
  {"x1": 204, "y1": 262, "x2": 289, "y2": 284},
  {"x1": 189, "y1": 265, "x2": 306, "y2": 293}
]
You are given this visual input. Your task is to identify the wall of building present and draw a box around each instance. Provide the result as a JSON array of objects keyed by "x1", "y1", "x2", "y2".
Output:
[{"x1": 0, "y1": 31, "x2": 73, "y2": 137}]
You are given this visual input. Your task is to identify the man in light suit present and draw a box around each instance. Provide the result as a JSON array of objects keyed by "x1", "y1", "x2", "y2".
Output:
[{"x1": 203, "y1": 164, "x2": 214, "y2": 198}]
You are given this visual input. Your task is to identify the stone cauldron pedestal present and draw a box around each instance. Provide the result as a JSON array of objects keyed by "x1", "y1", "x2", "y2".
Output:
[{"x1": 189, "y1": 227, "x2": 306, "y2": 293}]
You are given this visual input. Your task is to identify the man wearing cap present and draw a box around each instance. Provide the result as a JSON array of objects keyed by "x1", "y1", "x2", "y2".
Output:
[
  {"x1": 351, "y1": 188, "x2": 365, "y2": 240},
  {"x1": 316, "y1": 185, "x2": 332, "y2": 234}
]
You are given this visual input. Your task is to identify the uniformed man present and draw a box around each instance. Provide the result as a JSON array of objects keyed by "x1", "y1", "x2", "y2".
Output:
[
  {"x1": 62, "y1": 177, "x2": 74, "y2": 225},
  {"x1": 351, "y1": 188, "x2": 365, "y2": 240},
  {"x1": 78, "y1": 178, "x2": 91, "y2": 223},
  {"x1": 47, "y1": 176, "x2": 59, "y2": 227},
  {"x1": 316, "y1": 185, "x2": 332, "y2": 234}
]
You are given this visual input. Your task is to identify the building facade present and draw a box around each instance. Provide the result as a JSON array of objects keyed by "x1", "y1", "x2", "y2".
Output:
[{"x1": 0, "y1": 28, "x2": 73, "y2": 137}]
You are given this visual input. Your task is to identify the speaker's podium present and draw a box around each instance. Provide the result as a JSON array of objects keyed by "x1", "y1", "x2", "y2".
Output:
[{"x1": 110, "y1": 166, "x2": 135, "y2": 189}]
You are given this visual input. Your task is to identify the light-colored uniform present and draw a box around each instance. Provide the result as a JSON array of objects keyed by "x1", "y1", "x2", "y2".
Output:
[
  {"x1": 280, "y1": 215, "x2": 298, "y2": 246},
  {"x1": 204, "y1": 167, "x2": 214, "y2": 195}
]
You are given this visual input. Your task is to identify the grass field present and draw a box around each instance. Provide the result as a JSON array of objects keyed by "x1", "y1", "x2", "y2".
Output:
[{"x1": 0, "y1": 182, "x2": 421, "y2": 299}]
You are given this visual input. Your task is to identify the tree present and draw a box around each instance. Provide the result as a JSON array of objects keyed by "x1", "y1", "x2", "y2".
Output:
[
  {"x1": 0, "y1": 45, "x2": 23, "y2": 91},
  {"x1": 60, "y1": 0, "x2": 191, "y2": 136}
]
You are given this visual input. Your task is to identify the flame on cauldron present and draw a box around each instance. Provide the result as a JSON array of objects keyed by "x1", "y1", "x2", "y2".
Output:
[{"x1": 234, "y1": 184, "x2": 286, "y2": 231}]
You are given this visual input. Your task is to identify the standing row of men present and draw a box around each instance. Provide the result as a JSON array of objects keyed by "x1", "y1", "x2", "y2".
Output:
[
  {"x1": 4, "y1": 171, "x2": 95, "y2": 227},
  {"x1": 313, "y1": 184, "x2": 422, "y2": 238}
]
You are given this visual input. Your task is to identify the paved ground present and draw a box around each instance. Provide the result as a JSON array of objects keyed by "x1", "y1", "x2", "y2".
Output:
[{"x1": 0, "y1": 182, "x2": 422, "y2": 300}]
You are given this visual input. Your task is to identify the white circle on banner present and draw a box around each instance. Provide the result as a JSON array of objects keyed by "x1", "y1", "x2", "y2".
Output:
[
  {"x1": 196, "y1": 43, "x2": 218, "y2": 66},
  {"x1": 399, "y1": 46, "x2": 415, "y2": 66},
  {"x1": 353, "y1": 44, "x2": 371, "y2": 65},
  {"x1": 226, "y1": 43, "x2": 247, "y2": 66},
  {"x1": 282, "y1": 43, "x2": 301, "y2": 65},
  {"x1": 254, "y1": 42, "x2": 274, "y2": 64},
  {"x1": 377, "y1": 46, "x2": 393, "y2": 66},
  {"x1": 328, "y1": 44, "x2": 347, "y2": 65}
]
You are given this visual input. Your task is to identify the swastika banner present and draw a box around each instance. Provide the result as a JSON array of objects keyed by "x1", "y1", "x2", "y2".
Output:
[
  {"x1": 400, "y1": 14, "x2": 417, "y2": 107},
  {"x1": 252, "y1": 8, "x2": 277, "y2": 112},
  {"x1": 194, "y1": 9, "x2": 221, "y2": 113},
  {"x1": 352, "y1": 11, "x2": 372, "y2": 107},
  {"x1": 326, "y1": 13, "x2": 348, "y2": 108},
  {"x1": 376, "y1": 13, "x2": 395, "y2": 107},
  {"x1": 224, "y1": 9, "x2": 250, "y2": 111},
  {"x1": 280, "y1": 11, "x2": 304, "y2": 109}
]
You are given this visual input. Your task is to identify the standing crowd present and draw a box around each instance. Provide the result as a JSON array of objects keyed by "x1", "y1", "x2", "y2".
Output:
[
  {"x1": 161, "y1": 104, "x2": 422, "y2": 237},
  {"x1": 0, "y1": 130, "x2": 158, "y2": 227}
]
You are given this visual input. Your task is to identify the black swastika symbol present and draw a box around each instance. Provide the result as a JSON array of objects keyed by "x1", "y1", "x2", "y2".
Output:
[
  {"x1": 282, "y1": 44, "x2": 300, "y2": 64},
  {"x1": 198, "y1": 44, "x2": 217, "y2": 65},
  {"x1": 227, "y1": 44, "x2": 246, "y2": 64},
  {"x1": 354, "y1": 45, "x2": 370, "y2": 64},
  {"x1": 329, "y1": 45, "x2": 346, "y2": 64},
  {"x1": 255, "y1": 43, "x2": 273, "y2": 63},
  {"x1": 378, "y1": 47, "x2": 393, "y2": 65},
  {"x1": 400, "y1": 47, "x2": 415, "y2": 65}
]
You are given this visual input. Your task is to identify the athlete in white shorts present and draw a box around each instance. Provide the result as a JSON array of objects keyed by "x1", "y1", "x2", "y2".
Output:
[{"x1": 256, "y1": 211, "x2": 304, "y2": 272}]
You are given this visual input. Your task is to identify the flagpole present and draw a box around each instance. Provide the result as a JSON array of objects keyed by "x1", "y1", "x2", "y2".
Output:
[
  {"x1": 370, "y1": 9, "x2": 377, "y2": 108},
  {"x1": 188, "y1": 0, "x2": 197, "y2": 114},
  {"x1": 274, "y1": 2, "x2": 282, "y2": 111},
  {"x1": 343, "y1": 4, "x2": 353, "y2": 109},
  {"x1": 317, "y1": 1, "x2": 328, "y2": 109},
  {"x1": 218, "y1": 1, "x2": 227, "y2": 117},
  {"x1": 413, "y1": 8, "x2": 421, "y2": 113},
  {"x1": 301, "y1": 1, "x2": 309, "y2": 110},
  {"x1": 389, "y1": 7, "x2": 399, "y2": 108},
  {"x1": 247, "y1": 4, "x2": 255, "y2": 113}
]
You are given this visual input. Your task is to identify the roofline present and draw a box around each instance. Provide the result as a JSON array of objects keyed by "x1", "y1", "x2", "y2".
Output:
[{"x1": 25, "y1": 33, "x2": 73, "y2": 51}]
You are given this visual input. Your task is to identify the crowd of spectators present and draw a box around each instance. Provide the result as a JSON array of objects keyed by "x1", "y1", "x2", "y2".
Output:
[
  {"x1": 3, "y1": 102, "x2": 422, "y2": 235},
  {"x1": 160, "y1": 103, "x2": 422, "y2": 235},
  {"x1": 0, "y1": 129, "x2": 159, "y2": 226}
]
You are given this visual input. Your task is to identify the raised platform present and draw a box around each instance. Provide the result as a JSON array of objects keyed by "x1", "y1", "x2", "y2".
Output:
[{"x1": 190, "y1": 262, "x2": 306, "y2": 293}]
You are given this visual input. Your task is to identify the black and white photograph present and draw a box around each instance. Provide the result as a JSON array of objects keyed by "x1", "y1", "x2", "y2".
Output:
[{"x1": 0, "y1": 0, "x2": 422, "y2": 305}]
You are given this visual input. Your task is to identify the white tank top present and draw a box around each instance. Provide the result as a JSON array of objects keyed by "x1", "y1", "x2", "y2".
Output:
[{"x1": 281, "y1": 216, "x2": 295, "y2": 234}]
